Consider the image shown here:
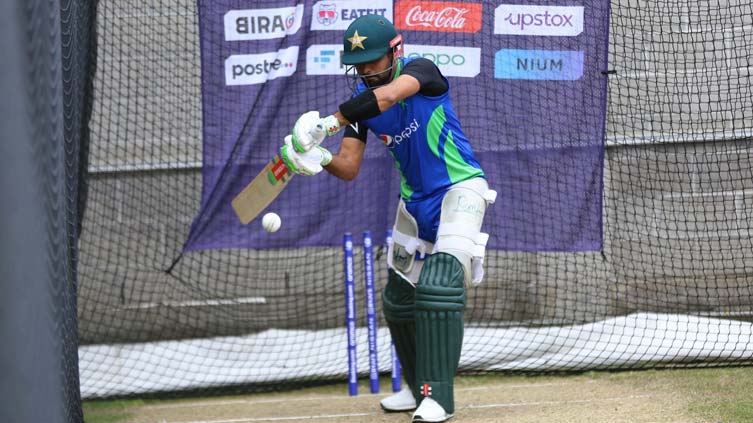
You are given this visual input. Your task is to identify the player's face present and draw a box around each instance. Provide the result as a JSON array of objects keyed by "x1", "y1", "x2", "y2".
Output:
[{"x1": 355, "y1": 54, "x2": 393, "y2": 87}]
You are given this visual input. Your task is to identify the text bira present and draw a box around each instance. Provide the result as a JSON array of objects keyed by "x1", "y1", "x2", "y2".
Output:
[{"x1": 236, "y1": 16, "x2": 287, "y2": 34}]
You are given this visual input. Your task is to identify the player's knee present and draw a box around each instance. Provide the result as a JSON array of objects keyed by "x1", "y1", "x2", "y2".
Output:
[
  {"x1": 382, "y1": 269, "x2": 415, "y2": 322},
  {"x1": 416, "y1": 253, "x2": 466, "y2": 311},
  {"x1": 418, "y1": 253, "x2": 465, "y2": 289}
]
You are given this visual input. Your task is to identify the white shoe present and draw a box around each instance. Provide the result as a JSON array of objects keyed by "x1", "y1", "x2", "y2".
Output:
[
  {"x1": 380, "y1": 388, "x2": 417, "y2": 412},
  {"x1": 412, "y1": 397, "x2": 453, "y2": 422}
]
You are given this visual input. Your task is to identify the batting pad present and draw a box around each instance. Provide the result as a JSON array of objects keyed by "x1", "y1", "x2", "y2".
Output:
[
  {"x1": 382, "y1": 269, "x2": 418, "y2": 398},
  {"x1": 415, "y1": 253, "x2": 466, "y2": 414}
]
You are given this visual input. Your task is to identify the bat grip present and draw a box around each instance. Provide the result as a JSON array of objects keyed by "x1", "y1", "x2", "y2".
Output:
[{"x1": 310, "y1": 124, "x2": 325, "y2": 140}]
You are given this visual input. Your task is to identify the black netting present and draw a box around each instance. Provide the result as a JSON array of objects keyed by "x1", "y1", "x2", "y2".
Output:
[
  {"x1": 78, "y1": 0, "x2": 753, "y2": 399},
  {"x1": 1, "y1": 0, "x2": 83, "y2": 421}
]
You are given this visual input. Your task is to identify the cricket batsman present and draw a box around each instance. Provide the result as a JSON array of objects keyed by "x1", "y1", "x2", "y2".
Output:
[{"x1": 280, "y1": 15, "x2": 496, "y2": 422}]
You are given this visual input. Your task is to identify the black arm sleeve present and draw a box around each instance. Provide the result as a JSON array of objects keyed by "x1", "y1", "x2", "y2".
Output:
[
  {"x1": 339, "y1": 89, "x2": 381, "y2": 124},
  {"x1": 342, "y1": 121, "x2": 369, "y2": 143},
  {"x1": 402, "y1": 58, "x2": 449, "y2": 97}
]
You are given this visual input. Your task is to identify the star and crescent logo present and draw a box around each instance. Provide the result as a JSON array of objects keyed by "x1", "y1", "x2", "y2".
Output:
[{"x1": 348, "y1": 30, "x2": 368, "y2": 50}]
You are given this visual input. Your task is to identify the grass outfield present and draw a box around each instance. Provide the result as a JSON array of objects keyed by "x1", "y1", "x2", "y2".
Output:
[{"x1": 83, "y1": 366, "x2": 753, "y2": 423}]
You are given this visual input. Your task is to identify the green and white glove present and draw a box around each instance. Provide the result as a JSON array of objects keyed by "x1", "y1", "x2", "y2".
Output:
[
  {"x1": 280, "y1": 135, "x2": 332, "y2": 176},
  {"x1": 291, "y1": 111, "x2": 341, "y2": 153}
]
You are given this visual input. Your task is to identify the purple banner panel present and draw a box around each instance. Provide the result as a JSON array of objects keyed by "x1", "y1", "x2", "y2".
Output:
[{"x1": 185, "y1": 0, "x2": 610, "y2": 252}]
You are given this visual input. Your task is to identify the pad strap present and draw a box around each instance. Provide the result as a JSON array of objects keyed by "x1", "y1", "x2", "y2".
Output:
[
  {"x1": 391, "y1": 229, "x2": 431, "y2": 257},
  {"x1": 471, "y1": 233, "x2": 489, "y2": 284},
  {"x1": 388, "y1": 200, "x2": 433, "y2": 285},
  {"x1": 451, "y1": 177, "x2": 497, "y2": 205},
  {"x1": 433, "y1": 224, "x2": 490, "y2": 284}
]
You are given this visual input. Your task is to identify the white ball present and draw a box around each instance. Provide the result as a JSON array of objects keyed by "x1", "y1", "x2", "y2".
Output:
[{"x1": 262, "y1": 212, "x2": 281, "y2": 233}]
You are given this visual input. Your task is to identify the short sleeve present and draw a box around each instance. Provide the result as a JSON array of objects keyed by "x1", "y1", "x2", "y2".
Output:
[{"x1": 402, "y1": 58, "x2": 449, "y2": 96}]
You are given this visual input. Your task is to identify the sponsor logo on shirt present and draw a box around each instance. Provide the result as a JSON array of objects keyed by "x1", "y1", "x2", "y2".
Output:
[
  {"x1": 379, "y1": 118, "x2": 420, "y2": 146},
  {"x1": 395, "y1": 1, "x2": 482, "y2": 33}
]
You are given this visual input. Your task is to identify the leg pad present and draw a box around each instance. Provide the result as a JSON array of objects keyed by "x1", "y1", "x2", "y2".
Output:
[
  {"x1": 382, "y1": 269, "x2": 417, "y2": 397},
  {"x1": 415, "y1": 253, "x2": 466, "y2": 414}
]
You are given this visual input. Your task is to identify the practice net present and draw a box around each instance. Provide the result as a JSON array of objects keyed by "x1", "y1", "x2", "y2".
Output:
[{"x1": 78, "y1": 0, "x2": 753, "y2": 398}]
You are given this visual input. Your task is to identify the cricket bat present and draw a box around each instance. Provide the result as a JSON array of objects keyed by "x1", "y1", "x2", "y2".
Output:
[{"x1": 231, "y1": 154, "x2": 293, "y2": 225}]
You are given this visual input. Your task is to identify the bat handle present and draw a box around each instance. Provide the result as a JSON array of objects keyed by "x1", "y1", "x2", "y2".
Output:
[{"x1": 310, "y1": 124, "x2": 325, "y2": 141}]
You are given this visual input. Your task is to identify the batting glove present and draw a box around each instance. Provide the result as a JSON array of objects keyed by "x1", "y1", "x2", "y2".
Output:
[
  {"x1": 291, "y1": 111, "x2": 341, "y2": 153},
  {"x1": 280, "y1": 135, "x2": 332, "y2": 176}
]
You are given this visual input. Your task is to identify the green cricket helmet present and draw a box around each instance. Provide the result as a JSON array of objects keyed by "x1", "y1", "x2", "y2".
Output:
[{"x1": 342, "y1": 15, "x2": 401, "y2": 65}]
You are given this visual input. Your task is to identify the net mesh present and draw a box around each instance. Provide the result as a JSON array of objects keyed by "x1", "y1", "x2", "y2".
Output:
[
  {"x1": 78, "y1": 0, "x2": 753, "y2": 398},
  {"x1": 3, "y1": 0, "x2": 84, "y2": 419}
]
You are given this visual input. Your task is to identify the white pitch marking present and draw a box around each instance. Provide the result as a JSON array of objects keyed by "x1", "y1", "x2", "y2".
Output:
[
  {"x1": 121, "y1": 296, "x2": 266, "y2": 310},
  {"x1": 140, "y1": 395, "x2": 364, "y2": 410},
  {"x1": 463, "y1": 394, "x2": 653, "y2": 410},
  {"x1": 160, "y1": 412, "x2": 375, "y2": 423},
  {"x1": 458, "y1": 381, "x2": 583, "y2": 392},
  {"x1": 140, "y1": 381, "x2": 587, "y2": 410},
  {"x1": 150, "y1": 395, "x2": 654, "y2": 423}
]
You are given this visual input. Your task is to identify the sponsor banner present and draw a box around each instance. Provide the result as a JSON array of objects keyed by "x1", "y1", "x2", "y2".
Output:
[
  {"x1": 311, "y1": 0, "x2": 394, "y2": 31},
  {"x1": 192, "y1": 0, "x2": 610, "y2": 252},
  {"x1": 494, "y1": 49, "x2": 584, "y2": 80},
  {"x1": 306, "y1": 44, "x2": 345, "y2": 75},
  {"x1": 394, "y1": 1, "x2": 483, "y2": 33},
  {"x1": 225, "y1": 47, "x2": 299, "y2": 86},
  {"x1": 494, "y1": 4, "x2": 584, "y2": 36},
  {"x1": 403, "y1": 45, "x2": 480, "y2": 77},
  {"x1": 224, "y1": 4, "x2": 304, "y2": 41}
]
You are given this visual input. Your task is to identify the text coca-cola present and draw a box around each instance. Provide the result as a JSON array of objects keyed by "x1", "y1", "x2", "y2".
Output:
[
  {"x1": 396, "y1": 1, "x2": 482, "y2": 33},
  {"x1": 405, "y1": 5, "x2": 468, "y2": 29}
]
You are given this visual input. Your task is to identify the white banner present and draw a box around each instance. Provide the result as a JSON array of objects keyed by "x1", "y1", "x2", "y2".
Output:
[
  {"x1": 404, "y1": 44, "x2": 481, "y2": 77},
  {"x1": 311, "y1": 0, "x2": 393, "y2": 31},
  {"x1": 494, "y1": 4, "x2": 584, "y2": 36},
  {"x1": 225, "y1": 47, "x2": 299, "y2": 86},
  {"x1": 224, "y1": 4, "x2": 304, "y2": 41},
  {"x1": 306, "y1": 44, "x2": 345, "y2": 75}
]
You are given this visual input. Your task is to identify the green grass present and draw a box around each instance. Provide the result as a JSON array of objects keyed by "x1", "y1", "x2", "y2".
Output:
[
  {"x1": 82, "y1": 399, "x2": 143, "y2": 423},
  {"x1": 457, "y1": 367, "x2": 753, "y2": 422},
  {"x1": 574, "y1": 367, "x2": 753, "y2": 422},
  {"x1": 674, "y1": 367, "x2": 753, "y2": 422}
]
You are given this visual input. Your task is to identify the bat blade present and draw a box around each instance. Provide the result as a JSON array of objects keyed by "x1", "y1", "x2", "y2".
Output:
[{"x1": 231, "y1": 154, "x2": 293, "y2": 225}]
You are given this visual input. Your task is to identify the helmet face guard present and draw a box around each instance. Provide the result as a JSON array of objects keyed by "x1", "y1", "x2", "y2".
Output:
[
  {"x1": 345, "y1": 36, "x2": 403, "y2": 90},
  {"x1": 341, "y1": 16, "x2": 403, "y2": 90}
]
